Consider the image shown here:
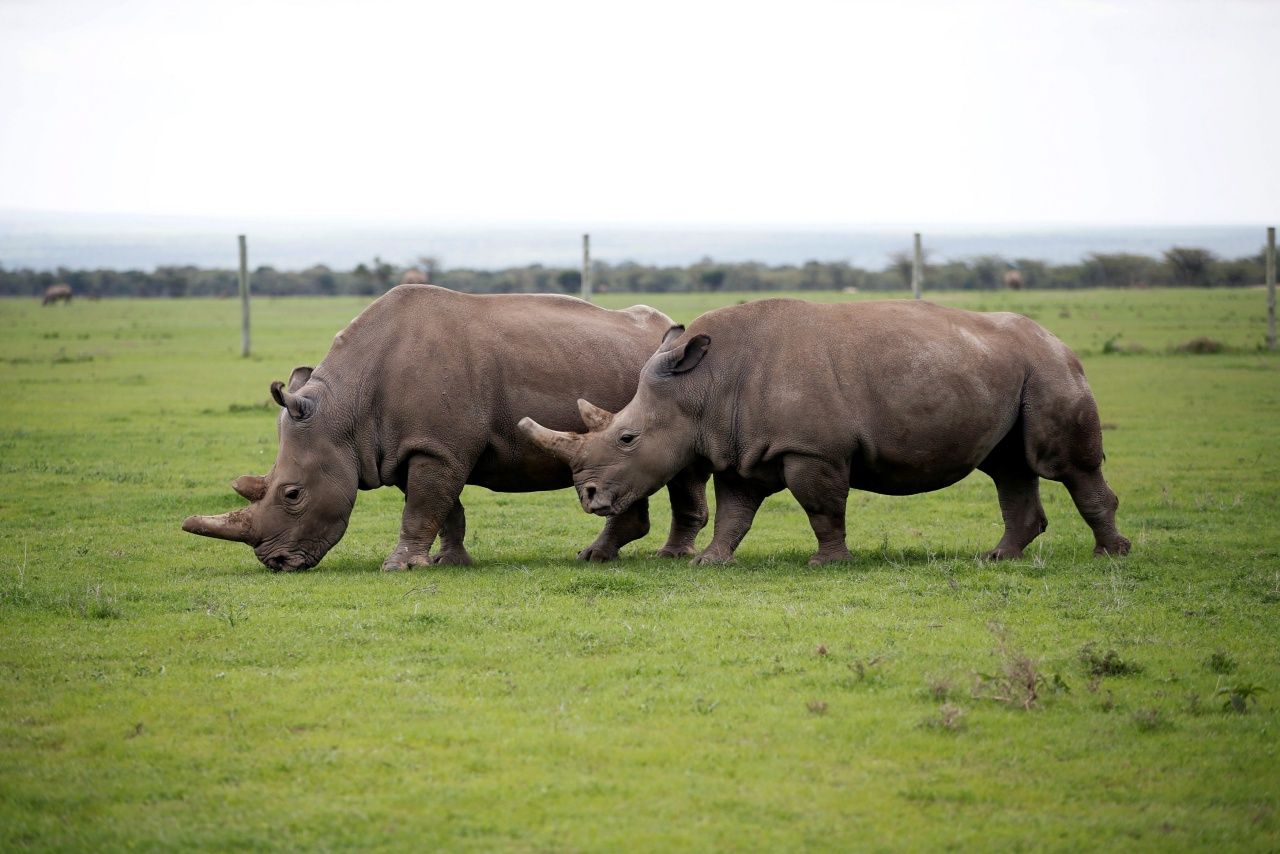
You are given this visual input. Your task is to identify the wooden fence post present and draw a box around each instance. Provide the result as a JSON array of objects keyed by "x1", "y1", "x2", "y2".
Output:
[
  {"x1": 238, "y1": 234, "x2": 250, "y2": 358},
  {"x1": 911, "y1": 232, "x2": 923, "y2": 299},
  {"x1": 1267, "y1": 226, "x2": 1276, "y2": 351},
  {"x1": 582, "y1": 233, "x2": 592, "y2": 302}
]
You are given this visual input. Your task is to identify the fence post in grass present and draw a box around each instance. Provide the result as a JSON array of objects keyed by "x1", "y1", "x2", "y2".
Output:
[
  {"x1": 581, "y1": 233, "x2": 592, "y2": 302},
  {"x1": 1267, "y1": 226, "x2": 1276, "y2": 351},
  {"x1": 238, "y1": 234, "x2": 250, "y2": 358},
  {"x1": 911, "y1": 232, "x2": 923, "y2": 299}
]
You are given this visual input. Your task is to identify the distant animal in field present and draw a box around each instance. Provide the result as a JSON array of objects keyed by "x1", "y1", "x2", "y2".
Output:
[
  {"x1": 520, "y1": 298, "x2": 1130, "y2": 565},
  {"x1": 42, "y1": 284, "x2": 73, "y2": 305},
  {"x1": 182, "y1": 285, "x2": 709, "y2": 571},
  {"x1": 399, "y1": 269, "x2": 429, "y2": 284},
  {"x1": 1003, "y1": 269, "x2": 1024, "y2": 290}
]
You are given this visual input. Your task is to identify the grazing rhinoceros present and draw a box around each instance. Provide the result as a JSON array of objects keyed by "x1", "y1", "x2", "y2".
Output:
[
  {"x1": 182, "y1": 285, "x2": 709, "y2": 571},
  {"x1": 42, "y1": 284, "x2": 73, "y2": 305},
  {"x1": 519, "y1": 298, "x2": 1130, "y2": 565}
]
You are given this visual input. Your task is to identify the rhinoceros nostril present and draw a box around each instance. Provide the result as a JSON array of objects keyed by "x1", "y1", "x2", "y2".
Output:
[{"x1": 584, "y1": 485, "x2": 597, "y2": 502}]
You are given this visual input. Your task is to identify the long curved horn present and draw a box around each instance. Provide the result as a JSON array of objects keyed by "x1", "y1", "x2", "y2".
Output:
[
  {"x1": 517, "y1": 417, "x2": 581, "y2": 462},
  {"x1": 577, "y1": 399, "x2": 614, "y2": 432},
  {"x1": 182, "y1": 509, "x2": 254, "y2": 543}
]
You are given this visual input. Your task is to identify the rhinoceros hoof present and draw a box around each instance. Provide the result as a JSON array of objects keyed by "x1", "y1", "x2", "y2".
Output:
[
  {"x1": 656, "y1": 545, "x2": 697, "y2": 558},
  {"x1": 808, "y1": 548, "x2": 853, "y2": 566},
  {"x1": 577, "y1": 545, "x2": 620, "y2": 562},
  {"x1": 1094, "y1": 537, "x2": 1131, "y2": 557},
  {"x1": 692, "y1": 550, "x2": 733, "y2": 566},
  {"x1": 430, "y1": 549, "x2": 474, "y2": 567},
  {"x1": 982, "y1": 546, "x2": 1024, "y2": 561},
  {"x1": 381, "y1": 551, "x2": 432, "y2": 571}
]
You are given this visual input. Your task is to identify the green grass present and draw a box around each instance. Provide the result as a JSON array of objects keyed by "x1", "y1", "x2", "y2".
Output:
[{"x1": 2, "y1": 288, "x2": 1278, "y2": 850}]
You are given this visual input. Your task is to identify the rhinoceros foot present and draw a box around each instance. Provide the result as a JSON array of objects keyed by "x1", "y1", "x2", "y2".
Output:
[
  {"x1": 1094, "y1": 536, "x2": 1132, "y2": 557},
  {"x1": 982, "y1": 546, "x2": 1025, "y2": 561},
  {"x1": 808, "y1": 546, "x2": 853, "y2": 566},
  {"x1": 430, "y1": 548, "x2": 474, "y2": 566},
  {"x1": 577, "y1": 544, "x2": 620, "y2": 562},
  {"x1": 691, "y1": 548, "x2": 733, "y2": 566},
  {"x1": 655, "y1": 544, "x2": 697, "y2": 558},
  {"x1": 382, "y1": 547, "x2": 433, "y2": 571}
]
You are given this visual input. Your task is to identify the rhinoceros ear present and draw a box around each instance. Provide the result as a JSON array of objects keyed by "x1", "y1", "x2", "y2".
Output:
[
  {"x1": 659, "y1": 325, "x2": 685, "y2": 348},
  {"x1": 287, "y1": 366, "x2": 313, "y2": 392},
  {"x1": 271, "y1": 381, "x2": 314, "y2": 420},
  {"x1": 653, "y1": 333, "x2": 710, "y2": 376},
  {"x1": 517, "y1": 417, "x2": 580, "y2": 462},
  {"x1": 577, "y1": 399, "x2": 614, "y2": 432}
]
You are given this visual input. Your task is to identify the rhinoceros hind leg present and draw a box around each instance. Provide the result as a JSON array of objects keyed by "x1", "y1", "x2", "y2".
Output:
[
  {"x1": 783, "y1": 455, "x2": 853, "y2": 565},
  {"x1": 430, "y1": 498, "x2": 474, "y2": 566},
  {"x1": 383, "y1": 454, "x2": 466, "y2": 571},
  {"x1": 578, "y1": 497, "x2": 650, "y2": 561},
  {"x1": 656, "y1": 467, "x2": 710, "y2": 557}
]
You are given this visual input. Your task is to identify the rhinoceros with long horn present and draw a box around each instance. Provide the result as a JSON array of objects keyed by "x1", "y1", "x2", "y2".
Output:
[
  {"x1": 183, "y1": 285, "x2": 709, "y2": 571},
  {"x1": 519, "y1": 298, "x2": 1130, "y2": 565}
]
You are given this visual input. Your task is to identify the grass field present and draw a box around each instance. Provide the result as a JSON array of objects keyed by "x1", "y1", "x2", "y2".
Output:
[{"x1": 2, "y1": 288, "x2": 1278, "y2": 850}]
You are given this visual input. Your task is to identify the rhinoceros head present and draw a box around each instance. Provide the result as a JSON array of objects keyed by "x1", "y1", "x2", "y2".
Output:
[
  {"x1": 182, "y1": 367, "x2": 357, "y2": 571},
  {"x1": 518, "y1": 328, "x2": 709, "y2": 517}
]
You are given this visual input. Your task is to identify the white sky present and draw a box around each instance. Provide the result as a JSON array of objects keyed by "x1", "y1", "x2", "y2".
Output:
[{"x1": 0, "y1": 0, "x2": 1276, "y2": 227}]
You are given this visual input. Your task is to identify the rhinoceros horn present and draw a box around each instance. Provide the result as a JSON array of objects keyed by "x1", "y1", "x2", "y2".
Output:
[
  {"x1": 232, "y1": 475, "x2": 267, "y2": 502},
  {"x1": 517, "y1": 417, "x2": 580, "y2": 462},
  {"x1": 577, "y1": 399, "x2": 614, "y2": 432},
  {"x1": 182, "y1": 508, "x2": 255, "y2": 543}
]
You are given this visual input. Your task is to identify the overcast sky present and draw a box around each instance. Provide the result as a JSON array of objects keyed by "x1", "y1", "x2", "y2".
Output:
[{"x1": 0, "y1": 0, "x2": 1275, "y2": 228}]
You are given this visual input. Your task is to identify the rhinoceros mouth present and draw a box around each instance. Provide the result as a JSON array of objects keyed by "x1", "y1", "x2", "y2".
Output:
[
  {"x1": 585, "y1": 491, "x2": 636, "y2": 518},
  {"x1": 263, "y1": 556, "x2": 311, "y2": 572},
  {"x1": 257, "y1": 549, "x2": 318, "y2": 572}
]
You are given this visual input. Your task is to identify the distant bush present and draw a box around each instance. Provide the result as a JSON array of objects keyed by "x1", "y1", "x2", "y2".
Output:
[
  {"x1": 1173, "y1": 337, "x2": 1226, "y2": 354},
  {"x1": 0, "y1": 243, "x2": 1271, "y2": 297}
]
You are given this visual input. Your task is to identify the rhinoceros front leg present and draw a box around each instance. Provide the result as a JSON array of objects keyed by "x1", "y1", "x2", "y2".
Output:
[
  {"x1": 980, "y1": 452, "x2": 1048, "y2": 560},
  {"x1": 783, "y1": 455, "x2": 853, "y2": 565},
  {"x1": 657, "y1": 466, "x2": 710, "y2": 558},
  {"x1": 693, "y1": 471, "x2": 774, "y2": 565},
  {"x1": 578, "y1": 498, "x2": 650, "y2": 561},
  {"x1": 383, "y1": 455, "x2": 467, "y2": 571},
  {"x1": 430, "y1": 498, "x2": 474, "y2": 566},
  {"x1": 1063, "y1": 468, "x2": 1131, "y2": 557}
]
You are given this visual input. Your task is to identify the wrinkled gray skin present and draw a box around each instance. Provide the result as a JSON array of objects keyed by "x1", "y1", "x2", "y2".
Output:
[
  {"x1": 520, "y1": 299, "x2": 1130, "y2": 565},
  {"x1": 182, "y1": 285, "x2": 709, "y2": 571}
]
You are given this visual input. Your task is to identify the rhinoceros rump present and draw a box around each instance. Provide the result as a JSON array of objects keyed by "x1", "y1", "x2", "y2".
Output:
[
  {"x1": 519, "y1": 298, "x2": 1130, "y2": 565},
  {"x1": 182, "y1": 285, "x2": 709, "y2": 571}
]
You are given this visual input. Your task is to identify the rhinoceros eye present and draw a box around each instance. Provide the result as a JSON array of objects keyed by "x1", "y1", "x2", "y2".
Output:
[
  {"x1": 283, "y1": 486, "x2": 302, "y2": 501},
  {"x1": 619, "y1": 433, "x2": 638, "y2": 446}
]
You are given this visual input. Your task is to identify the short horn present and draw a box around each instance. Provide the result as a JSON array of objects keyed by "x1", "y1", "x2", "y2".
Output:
[
  {"x1": 517, "y1": 416, "x2": 581, "y2": 462},
  {"x1": 182, "y1": 509, "x2": 254, "y2": 543},
  {"x1": 577, "y1": 398, "x2": 614, "y2": 432},
  {"x1": 232, "y1": 475, "x2": 267, "y2": 502}
]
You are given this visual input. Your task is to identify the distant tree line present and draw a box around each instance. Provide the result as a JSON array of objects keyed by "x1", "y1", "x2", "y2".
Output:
[{"x1": 0, "y1": 246, "x2": 1271, "y2": 298}]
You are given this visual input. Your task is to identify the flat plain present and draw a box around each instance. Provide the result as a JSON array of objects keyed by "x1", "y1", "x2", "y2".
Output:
[{"x1": 1, "y1": 288, "x2": 1278, "y2": 850}]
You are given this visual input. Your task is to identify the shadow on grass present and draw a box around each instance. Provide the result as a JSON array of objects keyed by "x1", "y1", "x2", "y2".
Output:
[{"x1": 293, "y1": 540, "x2": 1108, "y2": 578}]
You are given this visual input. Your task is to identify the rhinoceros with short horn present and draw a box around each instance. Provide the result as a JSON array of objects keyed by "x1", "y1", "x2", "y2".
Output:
[
  {"x1": 182, "y1": 285, "x2": 709, "y2": 571},
  {"x1": 519, "y1": 298, "x2": 1130, "y2": 565}
]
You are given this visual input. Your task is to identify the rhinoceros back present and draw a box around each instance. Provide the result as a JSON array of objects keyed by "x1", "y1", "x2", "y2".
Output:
[{"x1": 313, "y1": 285, "x2": 674, "y2": 491}]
